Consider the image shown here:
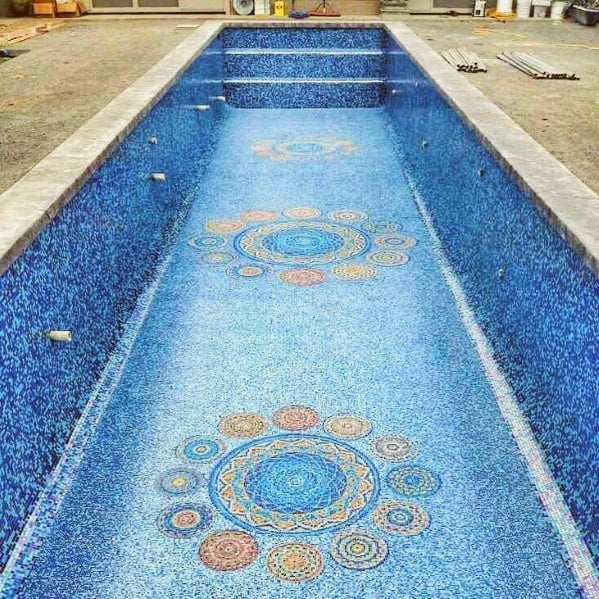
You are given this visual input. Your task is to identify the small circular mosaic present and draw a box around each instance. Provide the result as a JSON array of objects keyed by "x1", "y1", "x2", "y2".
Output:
[
  {"x1": 226, "y1": 264, "x2": 271, "y2": 279},
  {"x1": 361, "y1": 221, "x2": 398, "y2": 234},
  {"x1": 273, "y1": 406, "x2": 319, "y2": 431},
  {"x1": 328, "y1": 210, "x2": 368, "y2": 223},
  {"x1": 279, "y1": 268, "x2": 327, "y2": 287},
  {"x1": 267, "y1": 543, "x2": 324, "y2": 582},
  {"x1": 219, "y1": 413, "x2": 268, "y2": 438},
  {"x1": 374, "y1": 234, "x2": 417, "y2": 250},
  {"x1": 156, "y1": 468, "x2": 204, "y2": 495},
  {"x1": 156, "y1": 503, "x2": 213, "y2": 538},
  {"x1": 199, "y1": 530, "x2": 259, "y2": 571},
  {"x1": 332, "y1": 263, "x2": 377, "y2": 281},
  {"x1": 324, "y1": 415, "x2": 372, "y2": 440},
  {"x1": 373, "y1": 500, "x2": 430, "y2": 536},
  {"x1": 177, "y1": 436, "x2": 225, "y2": 463},
  {"x1": 187, "y1": 235, "x2": 226, "y2": 250},
  {"x1": 209, "y1": 434, "x2": 379, "y2": 534},
  {"x1": 235, "y1": 221, "x2": 370, "y2": 266},
  {"x1": 204, "y1": 219, "x2": 245, "y2": 234},
  {"x1": 367, "y1": 252, "x2": 409, "y2": 267},
  {"x1": 201, "y1": 252, "x2": 236, "y2": 266},
  {"x1": 372, "y1": 435, "x2": 418, "y2": 462},
  {"x1": 282, "y1": 207, "x2": 322, "y2": 220},
  {"x1": 387, "y1": 466, "x2": 440, "y2": 497},
  {"x1": 239, "y1": 210, "x2": 279, "y2": 223},
  {"x1": 330, "y1": 529, "x2": 388, "y2": 570}
]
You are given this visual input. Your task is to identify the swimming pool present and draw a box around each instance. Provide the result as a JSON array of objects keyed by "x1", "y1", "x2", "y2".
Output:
[{"x1": 0, "y1": 23, "x2": 597, "y2": 598}]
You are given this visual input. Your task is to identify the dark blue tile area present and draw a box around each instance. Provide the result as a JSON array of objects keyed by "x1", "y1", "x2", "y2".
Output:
[
  {"x1": 225, "y1": 81, "x2": 385, "y2": 108},
  {"x1": 0, "y1": 37, "x2": 224, "y2": 570},
  {"x1": 222, "y1": 26, "x2": 386, "y2": 50},
  {"x1": 385, "y1": 38, "x2": 599, "y2": 564},
  {"x1": 224, "y1": 51, "x2": 385, "y2": 79}
]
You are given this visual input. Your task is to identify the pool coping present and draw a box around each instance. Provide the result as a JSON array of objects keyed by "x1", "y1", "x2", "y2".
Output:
[{"x1": 0, "y1": 20, "x2": 597, "y2": 278}]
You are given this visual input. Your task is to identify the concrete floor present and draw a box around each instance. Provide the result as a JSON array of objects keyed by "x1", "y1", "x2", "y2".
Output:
[{"x1": 0, "y1": 16, "x2": 597, "y2": 194}]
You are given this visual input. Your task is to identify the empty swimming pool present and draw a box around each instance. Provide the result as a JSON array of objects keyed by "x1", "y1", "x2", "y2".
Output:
[{"x1": 0, "y1": 24, "x2": 597, "y2": 599}]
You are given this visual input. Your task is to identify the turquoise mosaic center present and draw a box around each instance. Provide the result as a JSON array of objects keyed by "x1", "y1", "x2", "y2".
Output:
[
  {"x1": 209, "y1": 434, "x2": 379, "y2": 534},
  {"x1": 234, "y1": 221, "x2": 370, "y2": 265}
]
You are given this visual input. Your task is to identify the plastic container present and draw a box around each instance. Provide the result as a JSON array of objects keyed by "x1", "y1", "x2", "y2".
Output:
[
  {"x1": 533, "y1": 5, "x2": 547, "y2": 15},
  {"x1": 496, "y1": 0, "x2": 514, "y2": 13},
  {"x1": 516, "y1": 0, "x2": 532, "y2": 17},
  {"x1": 550, "y1": 0, "x2": 566, "y2": 18}
]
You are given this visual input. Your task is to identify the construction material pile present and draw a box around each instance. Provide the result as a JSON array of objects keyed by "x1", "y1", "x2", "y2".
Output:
[
  {"x1": 441, "y1": 48, "x2": 487, "y2": 73},
  {"x1": 497, "y1": 52, "x2": 579, "y2": 80}
]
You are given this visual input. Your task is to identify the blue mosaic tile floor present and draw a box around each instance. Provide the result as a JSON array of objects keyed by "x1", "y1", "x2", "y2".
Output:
[{"x1": 14, "y1": 108, "x2": 579, "y2": 598}]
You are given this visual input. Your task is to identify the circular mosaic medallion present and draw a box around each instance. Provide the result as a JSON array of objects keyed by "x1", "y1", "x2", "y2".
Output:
[
  {"x1": 156, "y1": 502, "x2": 213, "y2": 538},
  {"x1": 199, "y1": 530, "x2": 259, "y2": 571},
  {"x1": 361, "y1": 221, "x2": 398, "y2": 234},
  {"x1": 205, "y1": 219, "x2": 245, "y2": 234},
  {"x1": 201, "y1": 252, "x2": 236, "y2": 266},
  {"x1": 279, "y1": 268, "x2": 327, "y2": 287},
  {"x1": 177, "y1": 436, "x2": 225, "y2": 463},
  {"x1": 156, "y1": 468, "x2": 205, "y2": 495},
  {"x1": 219, "y1": 413, "x2": 268, "y2": 438},
  {"x1": 226, "y1": 264, "x2": 271, "y2": 279},
  {"x1": 267, "y1": 543, "x2": 323, "y2": 582},
  {"x1": 332, "y1": 263, "x2": 377, "y2": 281},
  {"x1": 374, "y1": 234, "x2": 417, "y2": 250},
  {"x1": 373, "y1": 500, "x2": 430, "y2": 536},
  {"x1": 330, "y1": 529, "x2": 388, "y2": 570},
  {"x1": 282, "y1": 207, "x2": 322, "y2": 220},
  {"x1": 387, "y1": 466, "x2": 440, "y2": 497},
  {"x1": 367, "y1": 252, "x2": 409, "y2": 267},
  {"x1": 187, "y1": 235, "x2": 226, "y2": 250},
  {"x1": 239, "y1": 210, "x2": 279, "y2": 223},
  {"x1": 324, "y1": 415, "x2": 372, "y2": 440},
  {"x1": 328, "y1": 210, "x2": 368, "y2": 223},
  {"x1": 372, "y1": 435, "x2": 418, "y2": 462},
  {"x1": 209, "y1": 434, "x2": 380, "y2": 534},
  {"x1": 235, "y1": 221, "x2": 369, "y2": 266},
  {"x1": 273, "y1": 406, "x2": 319, "y2": 431},
  {"x1": 253, "y1": 138, "x2": 357, "y2": 161}
]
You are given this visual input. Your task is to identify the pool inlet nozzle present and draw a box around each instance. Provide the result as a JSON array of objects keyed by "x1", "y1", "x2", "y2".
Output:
[
  {"x1": 47, "y1": 330, "x2": 73, "y2": 343},
  {"x1": 421, "y1": 140, "x2": 430, "y2": 149},
  {"x1": 151, "y1": 173, "x2": 166, "y2": 182},
  {"x1": 209, "y1": 96, "x2": 226, "y2": 102},
  {"x1": 194, "y1": 104, "x2": 211, "y2": 111},
  {"x1": 149, "y1": 137, "x2": 158, "y2": 145}
]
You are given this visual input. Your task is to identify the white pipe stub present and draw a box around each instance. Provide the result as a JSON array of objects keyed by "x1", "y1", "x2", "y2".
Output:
[
  {"x1": 209, "y1": 95, "x2": 226, "y2": 102},
  {"x1": 151, "y1": 173, "x2": 166, "y2": 182},
  {"x1": 47, "y1": 330, "x2": 73, "y2": 343},
  {"x1": 194, "y1": 104, "x2": 211, "y2": 111},
  {"x1": 148, "y1": 137, "x2": 158, "y2": 145}
]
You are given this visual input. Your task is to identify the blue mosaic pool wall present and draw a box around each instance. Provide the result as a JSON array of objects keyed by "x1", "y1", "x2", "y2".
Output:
[
  {"x1": 385, "y1": 37, "x2": 599, "y2": 562},
  {"x1": 0, "y1": 37, "x2": 224, "y2": 570},
  {"x1": 223, "y1": 27, "x2": 386, "y2": 108}
]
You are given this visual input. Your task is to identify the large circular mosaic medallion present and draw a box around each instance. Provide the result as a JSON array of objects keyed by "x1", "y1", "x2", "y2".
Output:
[
  {"x1": 279, "y1": 268, "x2": 327, "y2": 287},
  {"x1": 267, "y1": 543, "x2": 324, "y2": 582},
  {"x1": 372, "y1": 435, "x2": 418, "y2": 462},
  {"x1": 156, "y1": 468, "x2": 205, "y2": 496},
  {"x1": 219, "y1": 413, "x2": 268, "y2": 438},
  {"x1": 177, "y1": 436, "x2": 225, "y2": 463},
  {"x1": 330, "y1": 529, "x2": 388, "y2": 570},
  {"x1": 273, "y1": 406, "x2": 319, "y2": 431},
  {"x1": 209, "y1": 434, "x2": 379, "y2": 534},
  {"x1": 253, "y1": 138, "x2": 357, "y2": 161},
  {"x1": 373, "y1": 500, "x2": 430, "y2": 536},
  {"x1": 199, "y1": 530, "x2": 259, "y2": 571},
  {"x1": 324, "y1": 415, "x2": 372, "y2": 440},
  {"x1": 387, "y1": 466, "x2": 440, "y2": 497},
  {"x1": 234, "y1": 221, "x2": 370, "y2": 266},
  {"x1": 157, "y1": 503, "x2": 213, "y2": 538}
]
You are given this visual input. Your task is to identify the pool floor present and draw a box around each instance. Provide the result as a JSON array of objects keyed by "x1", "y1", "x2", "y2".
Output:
[{"x1": 15, "y1": 108, "x2": 578, "y2": 598}]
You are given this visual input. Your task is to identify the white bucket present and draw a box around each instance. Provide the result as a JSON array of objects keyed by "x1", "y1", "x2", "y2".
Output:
[
  {"x1": 516, "y1": 0, "x2": 532, "y2": 17},
  {"x1": 496, "y1": 0, "x2": 514, "y2": 12},
  {"x1": 550, "y1": 0, "x2": 566, "y2": 18},
  {"x1": 533, "y1": 5, "x2": 547, "y2": 15}
]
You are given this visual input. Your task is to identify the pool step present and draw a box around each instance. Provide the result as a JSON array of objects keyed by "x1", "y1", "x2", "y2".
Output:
[
  {"x1": 224, "y1": 78, "x2": 385, "y2": 109},
  {"x1": 224, "y1": 49, "x2": 385, "y2": 80},
  {"x1": 222, "y1": 26, "x2": 386, "y2": 50}
]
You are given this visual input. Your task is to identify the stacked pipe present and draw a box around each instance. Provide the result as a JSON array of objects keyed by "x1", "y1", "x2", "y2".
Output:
[
  {"x1": 497, "y1": 52, "x2": 579, "y2": 80},
  {"x1": 441, "y1": 48, "x2": 487, "y2": 73}
]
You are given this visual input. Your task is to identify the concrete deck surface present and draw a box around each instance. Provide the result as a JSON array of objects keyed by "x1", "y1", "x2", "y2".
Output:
[{"x1": 0, "y1": 16, "x2": 597, "y2": 195}]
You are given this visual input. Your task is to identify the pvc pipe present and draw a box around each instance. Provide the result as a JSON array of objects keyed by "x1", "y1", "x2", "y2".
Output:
[
  {"x1": 47, "y1": 330, "x2": 72, "y2": 342},
  {"x1": 151, "y1": 173, "x2": 166, "y2": 181}
]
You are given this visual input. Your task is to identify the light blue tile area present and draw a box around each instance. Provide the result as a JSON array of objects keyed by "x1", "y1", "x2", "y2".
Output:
[{"x1": 16, "y1": 109, "x2": 577, "y2": 598}]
